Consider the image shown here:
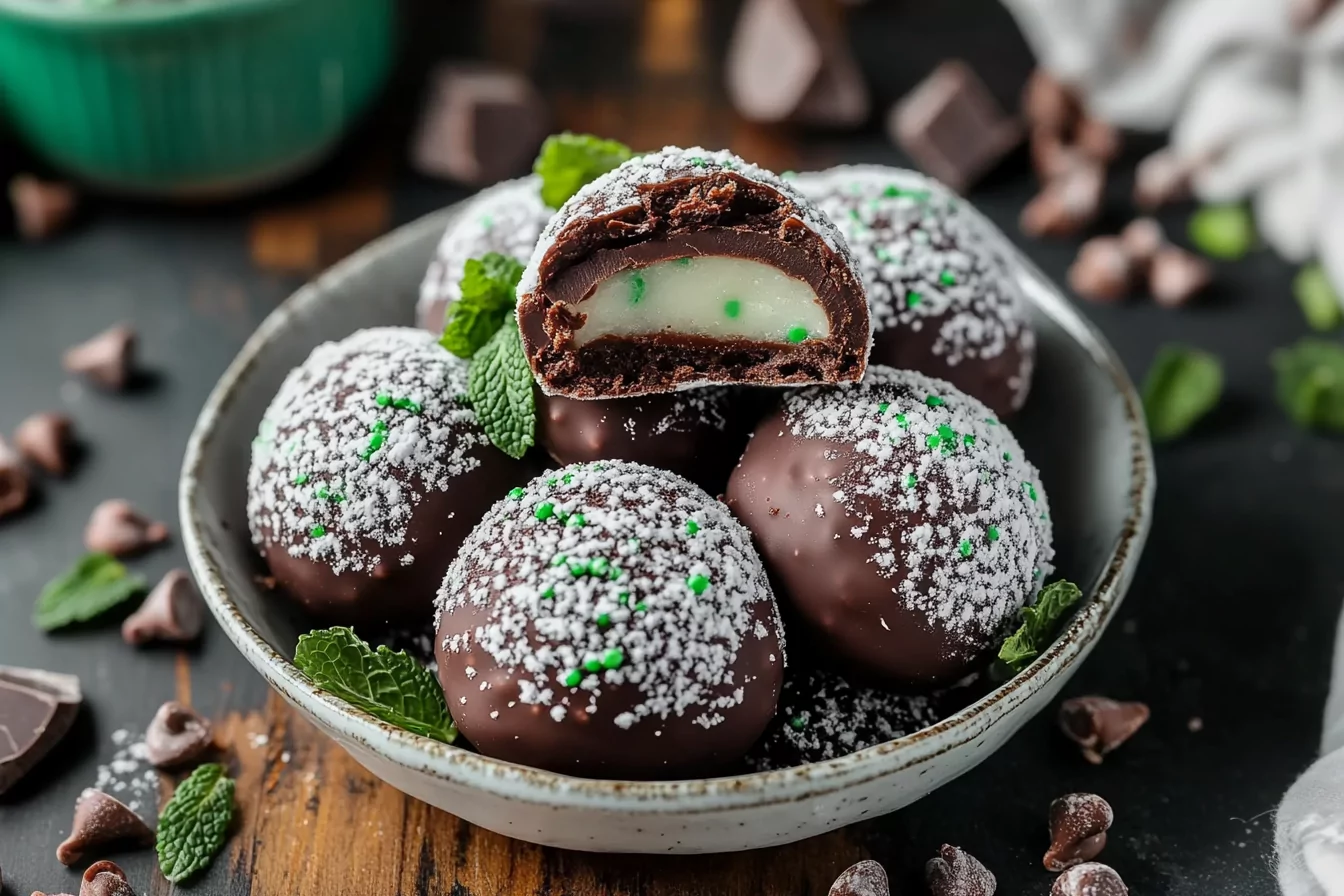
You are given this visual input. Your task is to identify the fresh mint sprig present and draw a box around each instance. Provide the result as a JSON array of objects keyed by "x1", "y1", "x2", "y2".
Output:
[
  {"x1": 996, "y1": 579, "x2": 1083, "y2": 675},
  {"x1": 1272, "y1": 338, "x2": 1344, "y2": 431},
  {"x1": 33, "y1": 553, "x2": 147, "y2": 631},
  {"x1": 467, "y1": 316, "x2": 536, "y2": 459},
  {"x1": 440, "y1": 252, "x2": 526, "y2": 358},
  {"x1": 533, "y1": 132, "x2": 633, "y2": 209},
  {"x1": 1142, "y1": 344, "x2": 1223, "y2": 443},
  {"x1": 156, "y1": 762, "x2": 236, "y2": 883}
]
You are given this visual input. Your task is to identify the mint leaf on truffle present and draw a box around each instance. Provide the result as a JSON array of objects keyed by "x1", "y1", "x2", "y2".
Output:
[
  {"x1": 156, "y1": 762, "x2": 235, "y2": 883},
  {"x1": 440, "y1": 252, "x2": 526, "y2": 359},
  {"x1": 467, "y1": 315, "x2": 536, "y2": 459},
  {"x1": 534, "y1": 132, "x2": 634, "y2": 209},
  {"x1": 997, "y1": 579, "x2": 1083, "y2": 674},
  {"x1": 295, "y1": 627, "x2": 458, "y2": 743},
  {"x1": 1188, "y1": 204, "x2": 1255, "y2": 260},
  {"x1": 1272, "y1": 338, "x2": 1344, "y2": 431},
  {"x1": 1294, "y1": 264, "x2": 1343, "y2": 333},
  {"x1": 33, "y1": 553, "x2": 147, "y2": 631},
  {"x1": 1142, "y1": 345, "x2": 1223, "y2": 442}
]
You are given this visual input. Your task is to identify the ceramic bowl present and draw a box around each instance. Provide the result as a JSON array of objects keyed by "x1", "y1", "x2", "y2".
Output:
[{"x1": 180, "y1": 202, "x2": 1154, "y2": 855}]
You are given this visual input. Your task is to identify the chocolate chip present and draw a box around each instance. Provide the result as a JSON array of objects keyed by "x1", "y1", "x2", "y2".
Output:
[
  {"x1": 144, "y1": 701, "x2": 214, "y2": 769},
  {"x1": 1021, "y1": 68, "x2": 1081, "y2": 135},
  {"x1": 1068, "y1": 237, "x2": 1133, "y2": 304},
  {"x1": 1133, "y1": 149, "x2": 1190, "y2": 210},
  {"x1": 56, "y1": 788, "x2": 155, "y2": 866},
  {"x1": 1119, "y1": 218, "x2": 1166, "y2": 271},
  {"x1": 84, "y1": 499, "x2": 168, "y2": 557},
  {"x1": 0, "y1": 666, "x2": 82, "y2": 797},
  {"x1": 1059, "y1": 696, "x2": 1150, "y2": 764},
  {"x1": 1045, "y1": 793, "x2": 1114, "y2": 871},
  {"x1": 1029, "y1": 129, "x2": 1085, "y2": 182},
  {"x1": 1020, "y1": 160, "x2": 1104, "y2": 238},
  {"x1": 8, "y1": 174, "x2": 78, "y2": 242},
  {"x1": 63, "y1": 326, "x2": 136, "y2": 392},
  {"x1": 15, "y1": 412, "x2": 75, "y2": 476},
  {"x1": 1075, "y1": 117, "x2": 1122, "y2": 165},
  {"x1": 926, "y1": 844, "x2": 996, "y2": 896},
  {"x1": 1150, "y1": 246, "x2": 1213, "y2": 308},
  {"x1": 0, "y1": 436, "x2": 32, "y2": 520},
  {"x1": 80, "y1": 860, "x2": 135, "y2": 896},
  {"x1": 1051, "y1": 862, "x2": 1128, "y2": 896},
  {"x1": 122, "y1": 569, "x2": 205, "y2": 646},
  {"x1": 828, "y1": 859, "x2": 888, "y2": 896}
]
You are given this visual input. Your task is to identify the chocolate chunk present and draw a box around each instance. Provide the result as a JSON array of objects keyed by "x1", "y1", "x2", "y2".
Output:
[
  {"x1": 1020, "y1": 160, "x2": 1104, "y2": 238},
  {"x1": 122, "y1": 569, "x2": 205, "y2": 646},
  {"x1": 926, "y1": 844, "x2": 997, "y2": 896},
  {"x1": 0, "y1": 436, "x2": 32, "y2": 519},
  {"x1": 410, "y1": 64, "x2": 548, "y2": 186},
  {"x1": 8, "y1": 174, "x2": 78, "y2": 242},
  {"x1": 144, "y1": 701, "x2": 213, "y2": 769},
  {"x1": 1059, "y1": 696, "x2": 1150, "y2": 764},
  {"x1": 55, "y1": 788, "x2": 155, "y2": 866},
  {"x1": 1021, "y1": 69, "x2": 1081, "y2": 135},
  {"x1": 1045, "y1": 793, "x2": 1114, "y2": 871},
  {"x1": 63, "y1": 326, "x2": 136, "y2": 391},
  {"x1": 1052, "y1": 862, "x2": 1128, "y2": 896},
  {"x1": 828, "y1": 860, "x2": 889, "y2": 896},
  {"x1": 1068, "y1": 237, "x2": 1132, "y2": 303},
  {"x1": 726, "y1": 0, "x2": 869, "y2": 128},
  {"x1": 0, "y1": 667, "x2": 81, "y2": 796},
  {"x1": 80, "y1": 861, "x2": 135, "y2": 896},
  {"x1": 1119, "y1": 218, "x2": 1165, "y2": 271},
  {"x1": 1149, "y1": 246, "x2": 1212, "y2": 308},
  {"x1": 15, "y1": 412, "x2": 75, "y2": 476},
  {"x1": 1133, "y1": 149, "x2": 1191, "y2": 210},
  {"x1": 889, "y1": 60, "x2": 1023, "y2": 193},
  {"x1": 84, "y1": 499, "x2": 169, "y2": 557},
  {"x1": 1075, "y1": 117, "x2": 1122, "y2": 165}
]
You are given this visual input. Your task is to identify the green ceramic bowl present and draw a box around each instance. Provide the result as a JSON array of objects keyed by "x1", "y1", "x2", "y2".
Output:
[{"x1": 0, "y1": 0, "x2": 394, "y2": 197}]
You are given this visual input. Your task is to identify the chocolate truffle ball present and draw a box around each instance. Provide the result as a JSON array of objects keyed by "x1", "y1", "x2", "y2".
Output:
[
  {"x1": 796, "y1": 165, "x2": 1036, "y2": 418},
  {"x1": 536, "y1": 387, "x2": 750, "y2": 494},
  {"x1": 248, "y1": 327, "x2": 532, "y2": 626},
  {"x1": 726, "y1": 365, "x2": 1054, "y2": 688},
  {"x1": 434, "y1": 460, "x2": 785, "y2": 778},
  {"x1": 417, "y1": 175, "x2": 551, "y2": 332}
]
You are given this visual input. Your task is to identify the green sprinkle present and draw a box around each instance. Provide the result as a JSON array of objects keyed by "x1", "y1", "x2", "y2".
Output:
[
  {"x1": 563, "y1": 472, "x2": 573, "y2": 484},
  {"x1": 618, "y1": 591, "x2": 630, "y2": 605},
  {"x1": 629, "y1": 271, "x2": 646, "y2": 305},
  {"x1": 584, "y1": 657, "x2": 602, "y2": 672},
  {"x1": 676, "y1": 257, "x2": 693, "y2": 267},
  {"x1": 567, "y1": 513, "x2": 586, "y2": 528},
  {"x1": 508, "y1": 487, "x2": 525, "y2": 499},
  {"x1": 375, "y1": 393, "x2": 392, "y2": 407},
  {"x1": 789, "y1": 715, "x2": 807, "y2": 730},
  {"x1": 905, "y1": 473, "x2": 917, "y2": 488},
  {"x1": 607, "y1": 564, "x2": 622, "y2": 581},
  {"x1": 590, "y1": 557, "x2": 610, "y2": 577},
  {"x1": 535, "y1": 502, "x2": 555, "y2": 520},
  {"x1": 392, "y1": 397, "x2": 423, "y2": 414},
  {"x1": 1002, "y1": 451, "x2": 1012, "y2": 461},
  {"x1": 1024, "y1": 482, "x2": 1038, "y2": 501},
  {"x1": 601, "y1": 648, "x2": 624, "y2": 670},
  {"x1": 781, "y1": 170, "x2": 797, "y2": 179},
  {"x1": 723, "y1": 299, "x2": 741, "y2": 319},
  {"x1": 690, "y1": 156, "x2": 706, "y2": 167},
  {"x1": 551, "y1": 554, "x2": 567, "y2": 567},
  {"x1": 540, "y1": 586, "x2": 554, "y2": 600},
  {"x1": 987, "y1": 526, "x2": 999, "y2": 542},
  {"x1": 568, "y1": 559, "x2": 590, "y2": 577},
  {"x1": 562, "y1": 669, "x2": 581, "y2": 688},
  {"x1": 878, "y1": 402, "x2": 890, "y2": 414},
  {"x1": 480, "y1": 214, "x2": 493, "y2": 230},
  {"x1": 596, "y1": 613, "x2": 610, "y2": 627},
  {"x1": 958, "y1": 539, "x2": 973, "y2": 557},
  {"x1": 687, "y1": 573, "x2": 710, "y2": 595},
  {"x1": 628, "y1": 537, "x2": 640, "y2": 552},
  {"x1": 786, "y1": 325, "x2": 808, "y2": 344},
  {"x1": 906, "y1": 291, "x2": 923, "y2": 308},
  {"x1": 359, "y1": 420, "x2": 388, "y2": 460},
  {"x1": 926, "y1": 433, "x2": 941, "y2": 449},
  {"x1": 546, "y1": 477, "x2": 557, "y2": 487},
  {"x1": 848, "y1": 208, "x2": 861, "y2": 220},
  {"x1": 986, "y1": 418, "x2": 998, "y2": 426},
  {"x1": 309, "y1": 525, "x2": 326, "y2": 538},
  {"x1": 1188, "y1": 204, "x2": 1255, "y2": 260},
  {"x1": 926, "y1": 395, "x2": 945, "y2": 407},
  {"x1": 315, "y1": 486, "x2": 344, "y2": 502},
  {"x1": 940, "y1": 271, "x2": 957, "y2": 286},
  {"x1": 685, "y1": 519, "x2": 700, "y2": 536},
  {"x1": 635, "y1": 601, "x2": 648, "y2": 612},
  {"x1": 963, "y1": 433, "x2": 976, "y2": 446},
  {"x1": 293, "y1": 474, "x2": 309, "y2": 485},
  {"x1": 895, "y1": 412, "x2": 908, "y2": 428}
]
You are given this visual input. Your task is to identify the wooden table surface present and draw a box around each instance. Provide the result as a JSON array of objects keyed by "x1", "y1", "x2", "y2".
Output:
[{"x1": 1, "y1": 2, "x2": 1338, "y2": 894}]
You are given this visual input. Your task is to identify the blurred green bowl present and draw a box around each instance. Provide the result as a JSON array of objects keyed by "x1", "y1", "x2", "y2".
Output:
[{"x1": 0, "y1": 0, "x2": 394, "y2": 197}]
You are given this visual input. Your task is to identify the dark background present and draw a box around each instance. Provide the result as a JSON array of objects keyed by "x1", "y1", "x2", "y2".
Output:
[{"x1": 1, "y1": 1, "x2": 1336, "y2": 894}]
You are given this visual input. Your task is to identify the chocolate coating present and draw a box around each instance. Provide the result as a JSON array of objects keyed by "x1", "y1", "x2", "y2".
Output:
[
  {"x1": 726, "y1": 366, "x2": 1054, "y2": 687},
  {"x1": 435, "y1": 460, "x2": 784, "y2": 778},
  {"x1": 517, "y1": 146, "x2": 870, "y2": 397}
]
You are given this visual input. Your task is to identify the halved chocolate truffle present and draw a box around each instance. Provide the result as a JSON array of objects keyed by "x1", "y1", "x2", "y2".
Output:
[
  {"x1": 517, "y1": 146, "x2": 871, "y2": 398},
  {"x1": 726, "y1": 366, "x2": 1054, "y2": 688},
  {"x1": 247, "y1": 327, "x2": 533, "y2": 626},
  {"x1": 796, "y1": 165, "x2": 1036, "y2": 418},
  {"x1": 434, "y1": 460, "x2": 784, "y2": 778}
]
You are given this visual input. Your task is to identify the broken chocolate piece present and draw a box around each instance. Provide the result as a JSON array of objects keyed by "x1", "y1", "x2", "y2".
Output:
[
  {"x1": 1020, "y1": 160, "x2": 1104, "y2": 238},
  {"x1": 63, "y1": 326, "x2": 136, "y2": 391},
  {"x1": 15, "y1": 412, "x2": 75, "y2": 476},
  {"x1": 8, "y1": 174, "x2": 78, "y2": 242},
  {"x1": 1058, "y1": 696, "x2": 1150, "y2": 764},
  {"x1": 0, "y1": 666, "x2": 81, "y2": 796},
  {"x1": 889, "y1": 60, "x2": 1023, "y2": 193},
  {"x1": 517, "y1": 146, "x2": 870, "y2": 397},
  {"x1": 828, "y1": 859, "x2": 889, "y2": 896},
  {"x1": 144, "y1": 701, "x2": 214, "y2": 769},
  {"x1": 80, "y1": 861, "x2": 135, "y2": 896},
  {"x1": 1021, "y1": 68, "x2": 1081, "y2": 135},
  {"x1": 1133, "y1": 148, "x2": 1191, "y2": 210},
  {"x1": 56, "y1": 789, "x2": 155, "y2": 866},
  {"x1": 1045, "y1": 793, "x2": 1114, "y2": 871},
  {"x1": 1052, "y1": 862, "x2": 1128, "y2": 896},
  {"x1": 926, "y1": 844, "x2": 996, "y2": 896},
  {"x1": 410, "y1": 64, "x2": 548, "y2": 186},
  {"x1": 122, "y1": 569, "x2": 205, "y2": 646},
  {"x1": 84, "y1": 499, "x2": 169, "y2": 557},
  {"x1": 0, "y1": 435, "x2": 32, "y2": 519},
  {"x1": 1119, "y1": 218, "x2": 1165, "y2": 271},
  {"x1": 1068, "y1": 237, "x2": 1132, "y2": 303},
  {"x1": 1149, "y1": 246, "x2": 1212, "y2": 308}
]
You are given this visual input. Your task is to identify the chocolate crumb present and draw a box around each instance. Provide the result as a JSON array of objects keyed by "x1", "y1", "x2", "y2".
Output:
[
  {"x1": 1149, "y1": 246, "x2": 1212, "y2": 308},
  {"x1": 1021, "y1": 68, "x2": 1081, "y2": 136},
  {"x1": 1058, "y1": 696, "x2": 1150, "y2": 764},
  {"x1": 926, "y1": 844, "x2": 996, "y2": 896},
  {"x1": 8, "y1": 174, "x2": 78, "y2": 242},
  {"x1": 1068, "y1": 237, "x2": 1132, "y2": 303},
  {"x1": 1051, "y1": 862, "x2": 1128, "y2": 896},
  {"x1": 122, "y1": 569, "x2": 204, "y2": 646},
  {"x1": 84, "y1": 499, "x2": 168, "y2": 557},
  {"x1": 144, "y1": 701, "x2": 214, "y2": 768},
  {"x1": 1133, "y1": 149, "x2": 1190, "y2": 210},
  {"x1": 1044, "y1": 793, "x2": 1113, "y2": 871},
  {"x1": 0, "y1": 436, "x2": 32, "y2": 519},
  {"x1": 56, "y1": 788, "x2": 155, "y2": 866},
  {"x1": 15, "y1": 412, "x2": 75, "y2": 476},
  {"x1": 829, "y1": 859, "x2": 889, "y2": 896},
  {"x1": 1118, "y1": 218, "x2": 1165, "y2": 271},
  {"x1": 1020, "y1": 160, "x2": 1104, "y2": 238},
  {"x1": 80, "y1": 860, "x2": 135, "y2": 896},
  {"x1": 63, "y1": 326, "x2": 136, "y2": 392}
]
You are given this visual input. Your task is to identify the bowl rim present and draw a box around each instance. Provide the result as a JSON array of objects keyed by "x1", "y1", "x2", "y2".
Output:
[
  {"x1": 180, "y1": 203, "x2": 1155, "y2": 812},
  {"x1": 0, "y1": 0, "x2": 290, "y2": 29}
]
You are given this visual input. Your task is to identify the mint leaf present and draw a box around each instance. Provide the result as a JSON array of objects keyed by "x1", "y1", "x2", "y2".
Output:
[
  {"x1": 440, "y1": 252, "x2": 526, "y2": 359},
  {"x1": 996, "y1": 579, "x2": 1083, "y2": 674},
  {"x1": 1272, "y1": 338, "x2": 1344, "y2": 431},
  {"x1": 33, "y1": 553, "x2": 147, "y2": 631},
  {"x1": 295, "y1": 627, "x2": 457, "y2": 743},
  {"x1": 467, "y1": 316, "x2": 536, "y2": 459},
  {"x1": 1295, "y1": 264, "x2": 1343, "y2": 333},
  {"x1": 1142, "y1": 345, "x2": 1223, "y2": 442},
  {"x1": 1188, "y1": 204, "x2": 1255, "y2": 260},
  {"x1": 156, "y1": 762, "x2": 236, "y2": 883},
  {"x1": 533, "y1": 132, "x2": 633, "y2": 209}
]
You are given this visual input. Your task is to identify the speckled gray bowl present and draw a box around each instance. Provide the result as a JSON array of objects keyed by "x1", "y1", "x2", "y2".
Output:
[{"x1": 180, "y1": 202, "x2": 1154, "y2": 854}]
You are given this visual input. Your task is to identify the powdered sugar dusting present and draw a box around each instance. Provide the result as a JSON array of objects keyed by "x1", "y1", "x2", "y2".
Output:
[{"x1": 92, "y1": 729, "x2": 159, "y2": 818}]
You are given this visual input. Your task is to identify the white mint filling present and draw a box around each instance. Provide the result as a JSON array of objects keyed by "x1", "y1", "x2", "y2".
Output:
[{"x1": 570, "y1": 256, "x2": 830, "y2": 347}]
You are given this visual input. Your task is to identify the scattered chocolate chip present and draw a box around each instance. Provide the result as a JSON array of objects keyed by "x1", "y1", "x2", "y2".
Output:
[
  {"x1": 122, "y1": 569, "x2": 205, "y2": 646},
  {"x1": 889, "y1": 59, "x2": 1023, "y2": 193},
  {"x1": 1045, "y1": 793, "x2": 1114, "y2": 871},
  {"x1": 1020, "y1": 160, "x2": 1104, "y2": 238},
  {"x1": 828, "y1": 859, "x2": 889, "y2": 896},
  {"x1": 926, "y1": 844, "x2": 996, "y2": 896},
  {"x1": 63, "y1": 326, "x2": 136, "y2": 392},
  {"x1": 1119, "y1": 218, "x2": 1166, "y2": 271},
  {"x1": 84, "y1": 499, "x2": 168, "y2": 557},
  {"x1": 1059, "y1": 696, "x2": 1150, "y2": 764},
  {"x1": 1133, "y1": 148, "x2": 1191, "y2": 210},
  {"x1": 1291, "y1": 0, "x2": 1339, "y2": 30},
  {"x1": 1029, "y1": 129, "x2": 1085, "y2": 182},
  {"x1": 8, "y1": 174, "x2": 79, "y2": 242},
  {"x1": 1068, "y1": 237, "x2": 1133, "y2": 303},
  {"x1": 1188, "y1": 716, "x2": 1204, "y2": 732},
  {"x1": 1052, "y1": 862, "x2": 1128, "y2": 896},
  {"x1": 1149, "y1": 246, "x2": 1213, "y2": 308},
  {"x1": 0, "y1": 666, "x2": 82, "y2": 797},
  {"x1": 0, "y1": 435, "x2": 32, "y2": 519},
  {"x1": 80, "y1": 860, "x2": 135, "y2": 896},
  {"x1": 144, "y1": 700, "x2": 214, "y2": 769},
  {"x1": 15, "y1": 412, "x2": 75, "y2": 476},
  {"x1": 1075, "y1": 116, "x2": 1122, "y2": 165},
  {"x1": 1022, "y1": 68, "x2": 1081, "y2": 136},
  {"x1": 56, "y1": 788, "x2": 155, "y2": 866}
]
